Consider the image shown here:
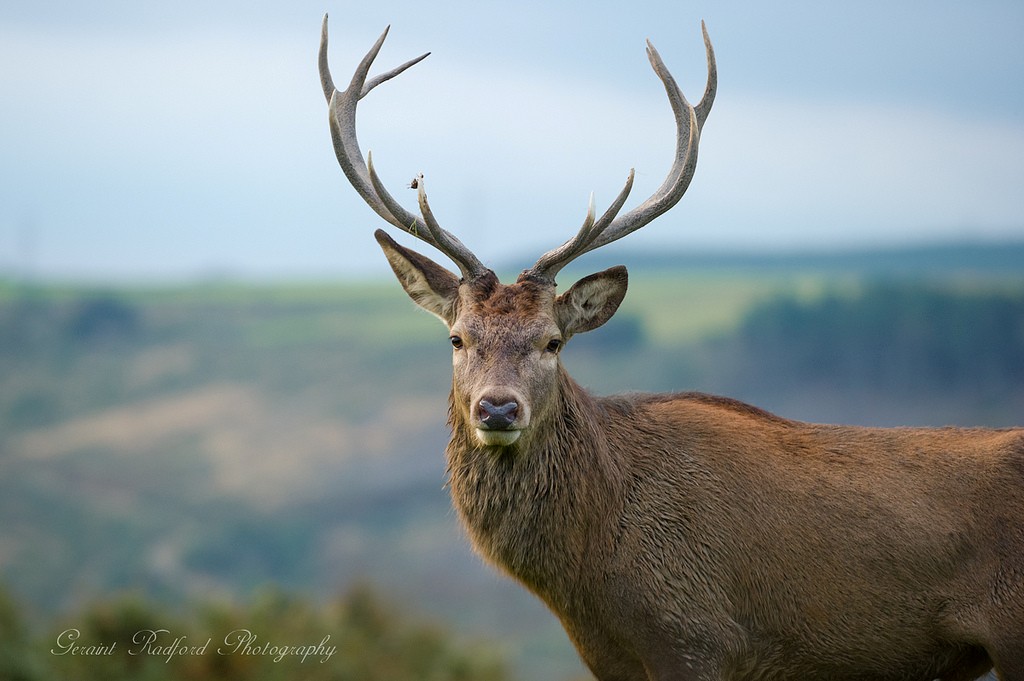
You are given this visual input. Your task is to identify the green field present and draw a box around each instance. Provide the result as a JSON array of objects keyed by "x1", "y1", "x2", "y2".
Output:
[{"x1": 2, "y1": 247, "x2": 1023, "y2": 680}]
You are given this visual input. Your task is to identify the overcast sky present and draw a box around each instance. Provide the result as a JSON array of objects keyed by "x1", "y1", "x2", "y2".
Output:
[{"x1": 1, "y1": 1, "x2": 1022, "y2": 281}]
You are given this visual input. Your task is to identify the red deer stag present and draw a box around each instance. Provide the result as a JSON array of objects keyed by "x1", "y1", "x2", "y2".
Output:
[{"x1": 318, "y1": 15, "x2": 1024, "y2": 681}]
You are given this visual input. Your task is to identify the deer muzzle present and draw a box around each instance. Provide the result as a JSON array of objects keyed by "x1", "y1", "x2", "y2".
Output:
[{"x1": 474, "y1": 395, "x2": 526, "y2": 447}]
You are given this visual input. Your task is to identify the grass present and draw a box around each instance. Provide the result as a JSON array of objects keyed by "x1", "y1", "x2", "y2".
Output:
[
  {"x1": 605, "y1": 271, "x2": 847, "y2": 346},
  {"x1": 4, "y1": 265, "x2": 1022, "y2": 681},
  {"x1": 0, "y1": 269, "x2": 846, "y2": 350}
]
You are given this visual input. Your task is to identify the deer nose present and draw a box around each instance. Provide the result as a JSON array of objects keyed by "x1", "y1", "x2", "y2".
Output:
[{"x1": 478, "y1": 399, "x2": 519, "y2": 430}]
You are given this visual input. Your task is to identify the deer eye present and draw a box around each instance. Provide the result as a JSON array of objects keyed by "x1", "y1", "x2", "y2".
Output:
[
  {"x1": 545, "y1": 338, "x2": 563, "y2": 353},
  {"x1": 450, "y1": 335, "x2": 464, "y2": 350}
]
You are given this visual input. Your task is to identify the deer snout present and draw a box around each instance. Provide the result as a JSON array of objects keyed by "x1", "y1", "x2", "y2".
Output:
[
  {"x1": 473, "y1": 392, "x2": 528, "y2": 447},
  {"x1": 478, "y1": 399, "x2": 519, "y2": 430}
]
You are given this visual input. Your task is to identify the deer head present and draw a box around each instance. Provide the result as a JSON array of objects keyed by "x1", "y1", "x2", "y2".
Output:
[{"x1": 319, "y1": 15, "x2": 716, "y2": 448}]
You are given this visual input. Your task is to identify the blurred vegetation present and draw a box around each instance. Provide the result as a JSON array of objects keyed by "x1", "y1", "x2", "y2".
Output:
[
  {"x1": 1, "y1": 247, "x2": 1023, "y2": 680},
  {"x1": 729, "y1": 282, "x2": 1024, "y2": 396},
  {"x1": 0, "y1": 583, "x2": 509, "y2": 681}
]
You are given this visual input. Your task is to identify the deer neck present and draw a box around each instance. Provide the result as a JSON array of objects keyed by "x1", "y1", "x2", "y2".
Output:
[{"x1": 445, "y1": 366, "x2": 622, "y2": 606}]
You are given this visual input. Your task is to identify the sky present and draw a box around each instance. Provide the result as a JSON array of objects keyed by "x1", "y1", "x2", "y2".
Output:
[{"x1": 1, "y1": 0, "x2": 1022, "y2": 281}]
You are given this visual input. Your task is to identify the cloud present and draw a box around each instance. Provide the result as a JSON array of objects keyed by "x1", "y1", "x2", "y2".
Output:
[
  {"x1": 356, "y1": 58, "x2": 1024, "y2": 255},
  {"x1": 690, "y1": 95, "x2": 1024, "y2": 247},
  {"x1": 1, "y1": 7, "x2": 1021, "y2": 280}
]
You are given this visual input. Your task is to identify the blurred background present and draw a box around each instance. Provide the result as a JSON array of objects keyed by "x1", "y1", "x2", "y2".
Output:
[{"x1": 1, "y1": 1, "x2": 1022, "y2": 679}]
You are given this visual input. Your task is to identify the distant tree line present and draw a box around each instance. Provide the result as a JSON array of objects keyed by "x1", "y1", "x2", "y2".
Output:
[
  {"x1": 727, "y1": 282, "x2": 1024, "y2": 398},
  {"x1": 0, "y1": 292, "x2": 141, "y2": 354}
]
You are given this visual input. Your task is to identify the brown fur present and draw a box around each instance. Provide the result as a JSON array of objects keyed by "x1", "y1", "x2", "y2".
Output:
[
  {"x1": 452, "y1": 371, "x2": 1024, "y2": 681},
  {"x1": 374, "y1": 235, "x2": 1024, "y2": 681},
  {"x1": 322, "y1": 19, "x2": 1022, "y2": 678}
]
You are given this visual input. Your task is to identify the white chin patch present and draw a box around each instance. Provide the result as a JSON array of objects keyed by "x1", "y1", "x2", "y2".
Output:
[{"x1": 475, "y1": 428, "x2": 521, "y2": 447}]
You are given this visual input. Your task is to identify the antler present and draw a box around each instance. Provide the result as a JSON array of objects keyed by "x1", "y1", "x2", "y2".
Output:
[
  {"x1": 319, "y1": 14, "x2": 488, "y2": 280},
  {"x1": 521, "y1": 23, "x2": 717, "y2": 283}
]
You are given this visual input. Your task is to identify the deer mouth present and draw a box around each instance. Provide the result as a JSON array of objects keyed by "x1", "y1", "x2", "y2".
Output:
[
  {"x1": 473, "y1": 396, "x2": 525, "y2": 446},
  {"x1": 474, "y1": 427, "x2": 522, "y2": 447}
]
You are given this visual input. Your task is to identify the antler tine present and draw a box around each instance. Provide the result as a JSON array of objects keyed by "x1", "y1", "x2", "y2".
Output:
[
  {"x1": 413, "y1": 173, "x2": 487, "y2": 276},
  {"x1": 320, "y1": 14, "x2": 488, "y2": 280},
  {"x1": 525, "y1": 23, "x2": 716, "y2": 283},
  {"x1": 365, "y1": 154, "x2": 486, "y2": 278},
  {"x1": 694, "y1": 20, "x2": 717, "y2": 129},
  {"x1": 523, "y1": 170, "x2": 635, "y2": 282},
  {"x1": 318, "y1": 15, "x2": 337, "y2": 104},
  {"x1": 524, "y1": 194, "x2": 597, "y2": 281}
]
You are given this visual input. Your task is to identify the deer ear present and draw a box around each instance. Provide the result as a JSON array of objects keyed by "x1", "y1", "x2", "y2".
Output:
[
  {"x1": 555, "y1": 265, "x2": 628, "y2": 337},
  {"x1": 375, "y1": 229, "x2": 460, "y2": 325}
]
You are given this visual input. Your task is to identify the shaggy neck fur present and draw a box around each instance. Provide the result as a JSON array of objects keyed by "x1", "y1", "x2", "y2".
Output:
[{"x1": 445, "y1": 365, "x2": 624, "y2": 612}]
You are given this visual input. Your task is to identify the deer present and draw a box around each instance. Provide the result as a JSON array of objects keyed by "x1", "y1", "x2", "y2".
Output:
[{"x1": 317, "y1": 15, "x2": 1024, "y2": 681}]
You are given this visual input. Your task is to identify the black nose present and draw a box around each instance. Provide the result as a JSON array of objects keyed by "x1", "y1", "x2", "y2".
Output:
[{"x1": 478, "y1": 399, "x2": 518, "y2": 430}]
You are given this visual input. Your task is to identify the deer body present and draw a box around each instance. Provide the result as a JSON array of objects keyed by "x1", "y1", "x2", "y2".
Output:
[
  {"x1": 430, "y1": 269, "x2": 1024, "y2": 681},
  {"x1": 318, "y1": 16, "x2": 1024, "y2": 680},
  {"x1": 451, "y1": 379, "x2": 1024, "y2": 680}
]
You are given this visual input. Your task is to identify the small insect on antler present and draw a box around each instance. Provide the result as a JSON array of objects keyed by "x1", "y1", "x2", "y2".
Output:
[
  {"x1": 520, "y1": 24, "x2": 717, "y2": 284},
  {"x1": 318, "y1": 14, "x2": 489, "y2": 280}
]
